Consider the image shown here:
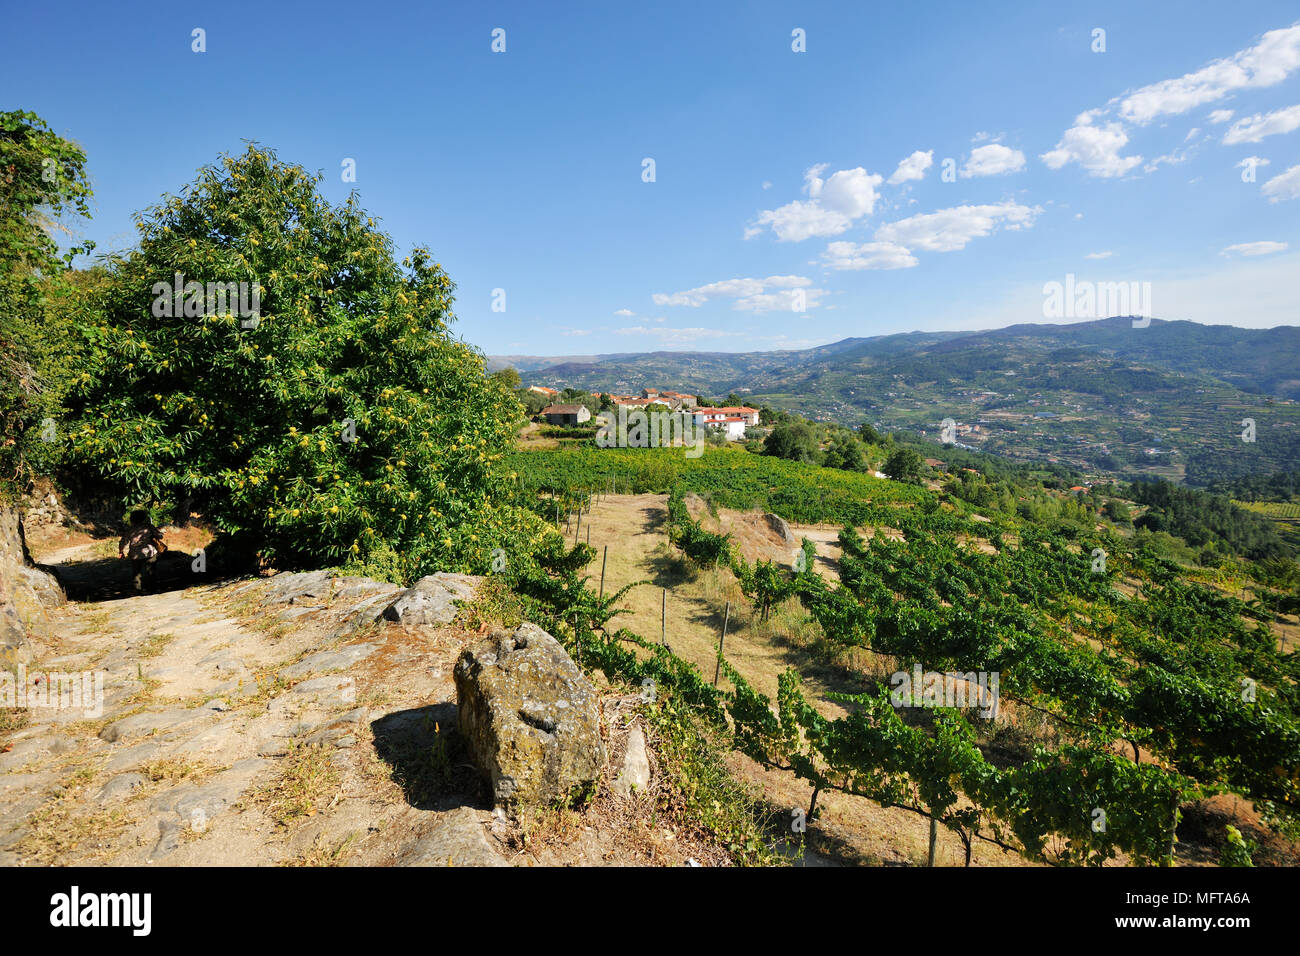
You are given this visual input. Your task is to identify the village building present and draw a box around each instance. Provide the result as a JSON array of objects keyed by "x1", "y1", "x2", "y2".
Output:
[
  {"x1": 540, "y1": 403, "x2": 592, "y2": 426},
  {"x1": 692, "y1": 406, "x2": 760, "y2": 440},
  {"x1": 613, "y1": 396, "x2": 671, "y2": 410},
  {"x1": 694, "y1": 406, "x2": 760, "y2": 427}
]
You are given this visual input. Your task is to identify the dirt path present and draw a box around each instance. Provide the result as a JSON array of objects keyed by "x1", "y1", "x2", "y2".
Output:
[{"x1": 0, "y1": 540, "x2": 414, "y2": 865}]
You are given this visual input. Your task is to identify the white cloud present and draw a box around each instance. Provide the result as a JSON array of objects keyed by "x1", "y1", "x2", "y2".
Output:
[
  {"x1": 1044, "y1": 25, "x2": 1300, "y2": 177},
  {"x1": 747, "y1": 164, "x2": 883, "y2": 241},
  {"x1": 653, "y1": 275, "x2": 810, "y2": 307},
  {"x1": 873, "y1": 202, "x2": 1042, "y2": 252},
  {"x1": 761, "y1": 180, "x2": 772, "y2": 190},
  {"x1": 1222, "y1": 103, "x2": 1300, "y2": 143},
  {"x1": 887, "y1": 150, "x2": 934, "y2": 185},
  {"x1": 733, "y1": 288, "x2": 828, "y2": 312},
  {"x1": 652, "y1": 275, "x2": 824, "y2": 312},
  {"x1": 1184, "y1": 127, "x2": 1201, "y2": 142},
  {"x1": 560, "y1": 327, "x2": 592, "y2": 336},
  {"x1": 960, "y1": 143, "x2": 1026, "y2": 178},
  {"x1": 1041, "y1": 118, "x2": 1142, "y2": 177},
  {"x1": 1221, "y1": 240, "x2": 1288, "y2": 256},
  {"x1": 1144, "y1": 147, "x2": 1193, "y2": 172},
  {"x1": 613, "y1": 308, "x2": 635, "y2": 316},
  {"x1": 1117, "y1": 24, "x2": 1300, "y2": 124},
  {"x1": 971, "y1": 131, "x2": 1003, "y2": 143},
  {"x1": 1085, "y1": 251, "x2": 1114, "y2": 260},
  {"x1": 1262, "y1": 163, "x2": 1300, "y2": 202},
  {"x1": 821, "y1": 240, "x2": 919, "y2": 271}
]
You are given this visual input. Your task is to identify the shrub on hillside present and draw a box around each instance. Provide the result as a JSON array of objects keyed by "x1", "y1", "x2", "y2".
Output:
[{"x1": 65, "y1": 145, "x2": 546, "y2": 581}]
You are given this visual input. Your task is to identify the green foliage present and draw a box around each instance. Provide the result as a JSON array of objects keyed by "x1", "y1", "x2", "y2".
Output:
[
  {"x1": 762, "y1": 420, "x2": 821, "y2": 464},
  {"x1": 0, "y1": 110, "x2": 96, "y2": 493},
  {"x1": 65, "y1": 144, "x2": 541, "y2": 580},
  {"x1": 883, "y1": 447, "x2": 924, "y2": 484},
  {"x1": 823, "y1": 436, "x2": 869, "y2": 472},
  {"x1": 1218, "y1": 824, "x2": 1255, "y2": 867},
  {"x1": 517, "y1": 388, "x2": 549, "y2": 416},
  {"x1": 1209, "y1": 470, "x2": 1300, "y2": 503},
  {"x1": 1130, "y1": 479, "x2": 1288, "y2": 559},
  {"x1": 1102, "y1": 498, "x2": 1132, "y2": 524},
  {"x1": 489, "y1": 367, "x2": 520, "y2": 389},
  {"x1": 655, "y1": 458, "x2": 1300, "y2": 861},
  {"x1": 511, "y1": 446, "x2": 924, "y2": 526}
]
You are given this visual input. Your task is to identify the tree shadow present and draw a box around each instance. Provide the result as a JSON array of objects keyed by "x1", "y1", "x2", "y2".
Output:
[
  {"x1": 370, "y1": 703, "x2": 487, "y2": 812},
  {"x1": 643, "y1": 549, "x2": 697, "y2": 590},
  {"x1": 637, "y1": 500, "x2": 668, "y2": 535},
  {"x1": 45, "y1": 552, "x2": 223, "y2": 602}
]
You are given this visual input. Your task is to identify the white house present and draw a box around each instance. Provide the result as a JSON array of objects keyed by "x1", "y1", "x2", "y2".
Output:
[
  {"x1": 692, "y1": 408, "x2": 750, "y2": 440},
  {"x1": 701, "y1": 405, "x2": 759, "y2": 425}
]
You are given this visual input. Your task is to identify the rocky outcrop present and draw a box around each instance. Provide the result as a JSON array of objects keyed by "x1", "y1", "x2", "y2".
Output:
[
  {"x1": 454, "y1": 623, "x2": 605, "y2": 810},
  {"x1": 0, "y1": 506, "x2": 64, "y2": 669},
  {"x1": 381, "y1": 572, "x2": 483, "y2": 627},
  {"x1": 763, "y1": 512, "x2": 799, "y2": 548}
]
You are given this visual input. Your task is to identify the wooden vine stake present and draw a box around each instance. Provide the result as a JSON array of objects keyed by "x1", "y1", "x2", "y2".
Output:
[
  {"x1": 599, "y1": 545, "x2": 608, "y2": 600},
  {"x1": 928, "y1": 816, "x2": 938, "y2": 867},
  {"x1": 661, "y1": 588, "x2": 667, "y2": 647},
  {"x1": 713, "y1": 601, "x2": 731, "y2": 686}
]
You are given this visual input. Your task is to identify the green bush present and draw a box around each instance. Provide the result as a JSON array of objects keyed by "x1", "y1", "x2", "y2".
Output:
[{"x1": 65, "y1": 144, "x2": 544, "y2": 581}]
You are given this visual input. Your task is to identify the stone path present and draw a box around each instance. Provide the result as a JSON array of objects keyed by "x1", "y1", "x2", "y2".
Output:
[{"x1": 1, "y1": 544, "x2": 506, "y2": 866}]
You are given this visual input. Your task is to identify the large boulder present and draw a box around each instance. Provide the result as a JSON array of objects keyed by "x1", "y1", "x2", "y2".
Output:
[
  {"x1": 454, "y1": 623, "x2": 605, "y2": 810},
  {"x1": 763, "y1": 512, "x2": 799, "y2": 548},
  {"x1": 381, "y1": 572, "x2": 482, "y2": 627},
  {"x1": 0, "y1": 507, "x2": 64, "y2": 670}
]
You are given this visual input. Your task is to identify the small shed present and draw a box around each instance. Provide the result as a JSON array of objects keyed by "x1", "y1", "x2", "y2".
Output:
[{"x1": 541, "y1": 404, "x2": 592, "y2": 426}]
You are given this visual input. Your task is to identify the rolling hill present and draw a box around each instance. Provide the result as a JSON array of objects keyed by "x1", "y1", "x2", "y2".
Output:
[{"x1": 494, "y1": 318, "x2": 1300, "y2": 483}]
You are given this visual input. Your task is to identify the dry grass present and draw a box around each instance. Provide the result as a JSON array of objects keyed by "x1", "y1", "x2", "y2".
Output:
[
  {"x1": 579, "y1": 494, "x2": 865, "y2": 713},
  {"x1": 232, "y1": 669, "x2": 293, "y2": 712},
  {"x1": 76, "y1": 609, "x2": 113, "y2": 634},
  {"x1": 138, "y1": 632, "x2": 176, "y2": 659},
  {"x1": 18, "y1": 772, "x2": 135, "y2": 865},
  {"x1": 252, "y1": 742, "x2": 342, "y2": 827},
  {"x1": 518, "y1": 806, "x2": 583, "y2": 850},
  {"x1": 0, "y1": 706, "x2": 30, "y2": 735},
  {"x1": 138, "y1": 757, "x2": 219, "y2": 785},
  {"x1": 287, "y1": 832, "x2": 358, "y2": 866}
]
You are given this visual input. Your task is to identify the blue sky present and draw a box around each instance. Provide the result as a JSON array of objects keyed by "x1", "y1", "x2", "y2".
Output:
[{"x1": 4, "y1": 0, "x2": 1299, "y2": 355}]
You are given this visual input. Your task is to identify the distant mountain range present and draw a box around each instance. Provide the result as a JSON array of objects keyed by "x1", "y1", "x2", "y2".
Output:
[{"x1": 490, "y1": 318, "x2": 1300, "y2": 483}]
